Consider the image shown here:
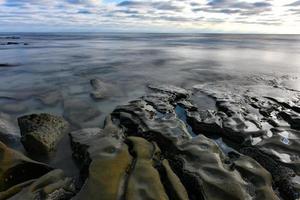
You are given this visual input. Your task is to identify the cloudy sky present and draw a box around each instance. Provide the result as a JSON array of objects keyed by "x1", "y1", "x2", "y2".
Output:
[{"x1": 0, "y1": 0, "x2": 300, "y2": 33}]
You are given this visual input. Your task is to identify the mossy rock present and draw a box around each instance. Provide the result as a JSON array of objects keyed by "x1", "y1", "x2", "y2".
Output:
[{"x1": 18, "y1": 113, "x2": 69, "y2": 154}]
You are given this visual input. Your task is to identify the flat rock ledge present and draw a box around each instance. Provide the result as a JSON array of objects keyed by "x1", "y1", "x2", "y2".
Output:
[{"x1": 68, "y1": 84, "x2": 299, "y2": 200}]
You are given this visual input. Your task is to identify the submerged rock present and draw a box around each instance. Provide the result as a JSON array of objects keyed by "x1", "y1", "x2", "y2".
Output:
[
  {"x1": 63, "y1": 99, "x2": 101, "y2": 128},
  {"x1": 90, "y1": 79, "x2": 118, "y2": 100},
  {"x1": 18, "y1": 113, "x2": 69, "y2": 154}
]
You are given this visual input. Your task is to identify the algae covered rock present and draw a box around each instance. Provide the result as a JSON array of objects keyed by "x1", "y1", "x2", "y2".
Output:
[
  {"x1": 1, "y1": 169, "x2": 75, "y2": 200},
  {"x1": 0, "y1": 139, "x2": 75, "y2": 200},
  {"x1": 18, "y1": 113, "x2": 69, "y2": 154},
  {"x1": 0, "y1": 141, "x2": 52, "y2": 193},
  {"x1": 70, "y1": 114, "x2": 188, "y2": 200}
]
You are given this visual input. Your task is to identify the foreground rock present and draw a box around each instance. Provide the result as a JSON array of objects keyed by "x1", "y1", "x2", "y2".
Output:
[
  {"x1": 0, "y1": 141, "x2": 75, "y2": 200},
  {"x1": 70, "y1": 116, "x2": 189, "y2": 200},
  {"x1": 191, "y1": 76, "x2": 300, "y2": 199},
  {"x1": 110, "y1": 87, "x2": 280, "y2": 200},
  {"x1": 18, "y1": 113, "x2": 69, "y2": 154}
]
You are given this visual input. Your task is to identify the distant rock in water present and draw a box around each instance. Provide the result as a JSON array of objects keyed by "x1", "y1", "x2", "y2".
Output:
[
  {"x1": 18, "y1": 113, "x2": 69, "y2": 154},
  {"x1": 89, "y1": 78, "x2": 118, "y2": 100},
  {"x1": 0, "y1": 63, "x2": 19, "y2": 67},
  {"x1": 0, "y1": 36, "x2": 20, "y2": 39},
  {"x1": 0, "y1": 42, "x2": 28, "y2": 46}
]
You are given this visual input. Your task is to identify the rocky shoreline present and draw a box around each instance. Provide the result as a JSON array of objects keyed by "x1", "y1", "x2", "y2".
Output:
[{"x1": 0, "y1": 79, "x2": 300, "y2": 200}]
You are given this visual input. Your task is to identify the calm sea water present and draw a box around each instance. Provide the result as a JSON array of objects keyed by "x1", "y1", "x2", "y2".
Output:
[{"x1": 1, "y1": 33, "x2": 300, "y2": 177}]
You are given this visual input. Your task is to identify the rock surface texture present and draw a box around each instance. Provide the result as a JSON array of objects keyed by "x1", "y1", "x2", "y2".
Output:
[
  {"x1": 68, "y1": 82, "x2": 300, "y2": 200},
  {"x1": 18, "y1": 113, "x2": 69, "y2": 154},
  {"x1": 1, "y1": 75, "x2": 300, "y2": 200},
  {"x1": 0, "y1": 141, "x2": 75, "y2": 200}
]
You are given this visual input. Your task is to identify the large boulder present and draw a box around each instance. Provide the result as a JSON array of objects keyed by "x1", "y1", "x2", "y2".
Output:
[{"x1": 18, "y1": 113, "x2": 69, "y2": 154}]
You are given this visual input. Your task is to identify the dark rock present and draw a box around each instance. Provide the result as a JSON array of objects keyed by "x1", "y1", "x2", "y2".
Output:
[
  {"x1": 0, "y1": 141, "x2": 52, "y2": 193},
  {"x1": 240, "y1": 147, "x2": 300, "y2": 200},
  {"x1": 279, "y1": 110, "x2": 300, "y2": 130},
  {"x1": 148, "y1": 84, "x2": 190, "y2": 100},
  {"x1": 0, "y1": 141, "x2": 75, "y2": 199},
  {"x1": 0, "y1": 64, "x2": 19, "y2": 67},
  {"x1": 18, "y1": 113, "x2": 69, "y2": 154},
  {"x1": 110, "y1": 86, "x2": 279, "y2": 200},
  {"x1": 1, "y1": 169, "x2": 75, "y2": 200},
  {"x1": 6, "y1": 42, "x2": 19, "y2": 45}
]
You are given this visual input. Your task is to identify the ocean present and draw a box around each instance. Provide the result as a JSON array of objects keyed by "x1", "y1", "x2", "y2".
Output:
[{"x1": 0, "y1": 32, "x2": 300, "y2": 179}]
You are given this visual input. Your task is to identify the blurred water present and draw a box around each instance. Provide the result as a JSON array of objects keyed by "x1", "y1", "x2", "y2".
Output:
[
  {"x1": 1, "y1": 33, "x2": 300, "y2": 128},
  {"x1": 0, "y1": 32, "x2": 300, "y2": 179}
]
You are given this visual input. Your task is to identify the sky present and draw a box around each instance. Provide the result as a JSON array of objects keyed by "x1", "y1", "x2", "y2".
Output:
[{"x1": 0, "y1": 0, "x2": 300, "y2": 33}]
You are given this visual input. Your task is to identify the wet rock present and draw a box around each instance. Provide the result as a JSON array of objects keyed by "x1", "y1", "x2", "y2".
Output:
[
  {"x1": 0, "y1": 64, "x2": 19, "y2": 67},
  {"x1": 279, "y1": 110, "x2": 300, "y2": 130},
  {"x1": 125, "y1": 136, "x2": 188, "y2": 200},
  {"x1": 70, "y1": 115, "x2": 188, "y2": 200},
  {"x1": 148, "y1": 84, "x2": 190, "y2": 100},
  {"x1": 256, "y1": 127, "x2": 300, "y2": 174},
  {"x1": 110, "y1": 86, "x2": 279, "y2": 200},
  {"x1": 0, "y1": 141, "x2": 52, "y2": 193},
  {"x1": 18, "y1": 113, "x2": 69, "y2": 154},
  {"x1": 63, "y1": 99, "x2": 101, "y2": 127},
  {"x1": 1, "y1": 169, "x2": 75, "y2": 200},
  {"x1": 240, "y1": 147, "x2": 300, "y2": 200},
  {"x1": 186, "y1": 109, "x2": 224, "y2": 136}
]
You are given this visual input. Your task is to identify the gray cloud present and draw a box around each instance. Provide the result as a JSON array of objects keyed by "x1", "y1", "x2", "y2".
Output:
[
  {"x1": 190, "y1": 0, "x2": 273, "y2": 16},
  {"x1": 286, "y1": 1, "x2": 300, "y2": 6},
  {"x1": 117, "y1": 1, "x2": 183, "y2": 11}
]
